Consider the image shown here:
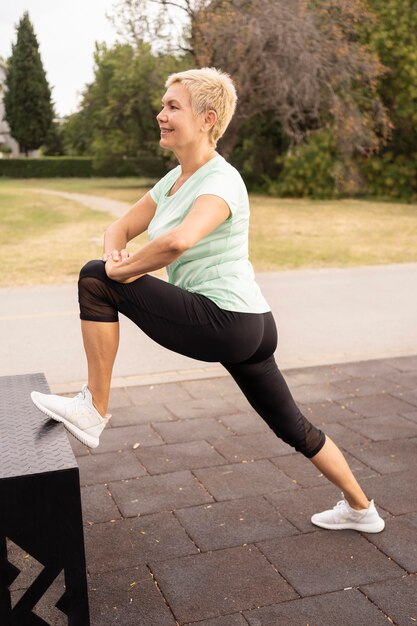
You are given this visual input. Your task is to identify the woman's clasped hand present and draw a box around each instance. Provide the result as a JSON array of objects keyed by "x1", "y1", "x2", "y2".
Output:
[{"x1": 102, "y1": 249, "x2": 143, "y2": 283}]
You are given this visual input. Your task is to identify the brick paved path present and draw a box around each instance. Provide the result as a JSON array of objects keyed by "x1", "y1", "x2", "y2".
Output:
[{"x1": 9, "y1": 355, "x2": 417, "y2": 625}]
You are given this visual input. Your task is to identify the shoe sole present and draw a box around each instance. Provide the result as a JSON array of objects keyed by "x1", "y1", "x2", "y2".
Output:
[
  {"x1": 31, "y1": 393, "x2": 99, "y2": 449},
  {"x1": 311, "y1": 518, "x2": 385, "y2": 533}
]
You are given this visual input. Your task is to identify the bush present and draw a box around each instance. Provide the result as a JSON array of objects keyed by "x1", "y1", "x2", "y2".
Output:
[
  {"x1": 270, "y1": 131, "x2": 339, "y2": 198},
  {"x1": 362, "y1": 153, "x2": 417, "y2": 201},
  {"x1": 92, "y1": 155, "x2": 167, "y2": 178},
  {"x1": 0, "y1": 157, "x2": 93, "y2": 177},
  {"x1": 0, "y1": 155, "x2": 167, "y2": 178},
  {"x1": 0, "y1": 144, "x2": 13, "y2": 156}
]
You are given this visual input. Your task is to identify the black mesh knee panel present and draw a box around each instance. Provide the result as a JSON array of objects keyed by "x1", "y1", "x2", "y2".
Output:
[
  {"x1": 78, "y1": 260, "x2": 123, "y2": 322},
  {"x1": 299, "y1": 414, "x2": 326, "y2": 458}
]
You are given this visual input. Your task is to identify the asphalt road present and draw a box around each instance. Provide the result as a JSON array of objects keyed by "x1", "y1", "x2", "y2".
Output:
[{"x1": 1, "y1": 262, "x2": 416, "y2": 393}]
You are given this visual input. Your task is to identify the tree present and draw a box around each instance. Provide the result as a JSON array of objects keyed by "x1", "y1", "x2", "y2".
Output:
[
  {"x1": 4, "y1": 12, "x2": 54, "y2": 154},
  {"x1": 111, "y1": 0, "x2": 390, "y2": 160},
  {"x1": 366, "y1": 0, "x2": 417, "y2": 156},
  {"x1": 42, "y1": 122, "x2": 65, "y2": 156},
  {"x1": 64, "y1": 41, "x2": 186, "y2": 163}
]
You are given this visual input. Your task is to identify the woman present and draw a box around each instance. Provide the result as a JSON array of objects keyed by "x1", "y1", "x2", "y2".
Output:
[{"x1": 31, "y1": 67, "x2": 384, "y2": 533}]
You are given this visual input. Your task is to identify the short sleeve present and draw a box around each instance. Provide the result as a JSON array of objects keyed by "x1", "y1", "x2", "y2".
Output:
[{"x1": 194, "y1": 170, "x2": 240, "y2": 216}]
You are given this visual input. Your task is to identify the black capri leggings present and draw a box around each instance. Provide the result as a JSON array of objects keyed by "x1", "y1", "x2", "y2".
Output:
[{"x1": 78, "y1": 260, "x2": 325, "y2": 458}]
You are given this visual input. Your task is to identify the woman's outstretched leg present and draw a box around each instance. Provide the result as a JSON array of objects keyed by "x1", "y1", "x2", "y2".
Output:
[
  {"x1": 81, "y1": 320, "x2": 119, "y2": 417},
  {"x1": 223, "y1": 355, "x2": 385, "y2": 532}
]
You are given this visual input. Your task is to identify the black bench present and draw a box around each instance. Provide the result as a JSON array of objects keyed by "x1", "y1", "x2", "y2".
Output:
[{"x1": 0, "y1": 373, "x2": 90, "y2": 625}]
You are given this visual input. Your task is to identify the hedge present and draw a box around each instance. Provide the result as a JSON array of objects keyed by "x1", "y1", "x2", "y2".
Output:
[{"x1": 0, "y1": 156, "x2": 167, "y2": 178}]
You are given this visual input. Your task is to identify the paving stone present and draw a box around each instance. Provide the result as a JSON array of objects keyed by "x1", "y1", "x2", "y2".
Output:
[
  {"x1": 193, "y1": 460, "x2": 298, "y2": 501},
  {"x1": 209, "y1": 432, "x2": 294, "y2": 462},
  {"x1": 149, "y1": 545, "x2": 298, "y2": 623},
  {"x1": 292, "y1": 382, "x2": 352, "y2": 404},
  {"x1": 134, "y1": 440, "x2": 227, "y2": 474},
  {"x1": 227, "y1": 394, "x2": 259, "y2": 413},
  {"x1": 184, "y1": 614, "x2": 248, "y2": 626},
  {"x1": 365, "y1": 513, "x2": 417, "y2": 573},
  {"x1": 382, "y1": 354, "x2": 417, "y2": 371},
  {"x1": 271, "y1": 450, "x2": 375, "y2": 488},
  {"x1": 298, "y1": 400, "x2": 360, "y2": 425},
  {"x1": 78, "y1": 450, "x2": 146, "y2": 485},
  {"x1": 348, "y1": 439, "x2": 417, "y2": 474},
  {"x1": 109, "y1": 470, "x2": 213, "y2": 516},
  {"x1": 218, "y1": 412, "x2": 270, "y2": 435},
  {"x1": 244, "y1": 588, "x2": 392, "y2": 626},
  {"x1": 81, "y1": 484, "x2": 121, "y2": 524},
  {"x1": 361, "y1": 472, "x2": 417, "y2": 515},
  {"x1": 385, "y1": 370, "x2": 417, "y2": 389},
  {"x1": 257, "y1": 531, "x2": 404, "y2": 596},
  {"x1": 152, "y1": 417, "x2": 232, "y2": 443},
  {"x1": 180, "y1": 376, "x2": 241, "y2": 399},
  {"x1": 402, "y1": 410, "x2": 417, "y2": 424},
  {"x1": 90, "y1": 423, "x2": 164, "y2": 454},
  {"x1": 326, "y1": 359, "x2": 398, "y2": 378},
  {"x1": 266, "y1": 484, "x2": 345, "y2": 532},
  {"x1": 361, "y1": 575, "x2": 417, "y2": 626},
  {"x1": 11, "y1": 571, "x2": 67, "y2": 625},
  {"x1": 330, "y1": 376, "x2": 405, "y2": 398},
  {"x1": 271, "y1": 453, "x2": 329, "y2": 488},
  {"x1": 69, "y1": 435, "x2": 90, "y2": 457},
  {"x1": 126, "y1": 381, "x2": 193, "y2": 405},
  {"x1": 391, "y1": 388, "x2": 417, "y2": 408},
  {"x1": 175, "y1": 495, "x2": 298, "y2": 551},
  {"x1": 85, "y1": 511, "x2": 199, "y2": 574},
  {"x1": 335, "y1": 393, "x2": 416, "y2": 417},
  {"x1": 319, "y1": 422, "x2": 371, "y2": 452},
  {"x1": 89, "y1": 567, "x2": 177, "y2": 626},
  {"x1": 165, "y1": 396, "x2": 238, "y2": 420},
  {"x1": 108, "y1": 386, "x2": 133, "y2": 409},
  {"x1": 281, "y1": 363, "x2": 362, "y2": 386},
  {"x1": 287, "y1": 359, "x2": 397, "y2": 385},
  {"x1": 7, "y1": 539, "x2": 45, "y2": 591},
  {"x1": 346, "y1": 414, "x2": 417, "y2": 441},
  {"x1": 110, "y1": 402, "x2": 174, "y2": 426}
]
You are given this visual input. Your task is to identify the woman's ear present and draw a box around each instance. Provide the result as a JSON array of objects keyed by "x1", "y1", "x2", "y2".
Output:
[{"x1": 202, "y1": 109, "x2": 217, "y2": 133}]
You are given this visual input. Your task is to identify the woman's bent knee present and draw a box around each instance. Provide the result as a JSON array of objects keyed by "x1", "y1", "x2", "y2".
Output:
[
  {"x1": 78, "y1": 260, "x2": 120, "y2": 322},
  {"x1": 79, "y1": 259, "x2": 107, "y2": 282}
]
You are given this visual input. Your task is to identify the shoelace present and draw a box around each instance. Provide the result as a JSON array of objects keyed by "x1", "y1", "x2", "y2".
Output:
[
  {"x1": 333, "y1": 499, "x2": 350, "y2": 522},
  {"x1": 68, "y1": 387, "x2": 96, "y2": 419},
  {"x1": 72, "y1": 387, "x2": 109, "y2": 422}
]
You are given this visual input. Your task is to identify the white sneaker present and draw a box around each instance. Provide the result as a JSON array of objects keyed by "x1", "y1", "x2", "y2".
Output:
[
  {"x1": 311, "y1": 497, "x2": 385, "y2": 533},
  {"x1": 31, "y1": 384, "x2": 110, "y2": 449}
]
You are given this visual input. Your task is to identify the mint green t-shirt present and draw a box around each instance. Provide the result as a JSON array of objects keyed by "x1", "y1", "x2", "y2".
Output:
[{"x1": 148, "y1": 154, "x2": 270, "y2": 313}]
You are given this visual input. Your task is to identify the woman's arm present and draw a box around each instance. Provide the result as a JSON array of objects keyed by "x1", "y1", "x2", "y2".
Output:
[
  {"x1": 106, "y1": 194, "x2": 230, "y2": 281},
  {"x1": 103, "y1": 191, "x2": 157, "y2": 260}
]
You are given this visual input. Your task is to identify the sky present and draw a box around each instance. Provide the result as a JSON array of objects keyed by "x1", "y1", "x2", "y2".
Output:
[{"x1": 0, "y1": 0, "x2": 120, "y2": 117}]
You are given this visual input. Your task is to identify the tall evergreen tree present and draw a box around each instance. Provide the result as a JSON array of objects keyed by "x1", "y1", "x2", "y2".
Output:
[{"x1": 4, "y1": 11, "x2": 54, "y2": 154}]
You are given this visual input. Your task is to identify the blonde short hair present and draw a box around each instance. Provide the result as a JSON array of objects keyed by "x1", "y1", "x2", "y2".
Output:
[{"x1": 165, "y1": 67, "x2": 237, "y2": 146}]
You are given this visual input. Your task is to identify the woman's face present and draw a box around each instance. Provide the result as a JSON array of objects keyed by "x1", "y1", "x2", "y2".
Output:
[{"x1": 157, "y1": 82, "x2": 205, "y2": 152}]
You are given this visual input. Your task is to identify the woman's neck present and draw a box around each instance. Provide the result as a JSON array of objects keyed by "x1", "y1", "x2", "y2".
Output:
[{"x1": 175, "y1": 145, "x2": 219, "y2": 177}]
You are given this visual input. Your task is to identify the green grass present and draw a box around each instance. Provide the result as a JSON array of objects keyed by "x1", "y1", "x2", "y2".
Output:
[
  {"x1": 0, "y1": 186, "x2": 111, "y2": 287},
  {"x1": 1, "y1": 177, "x2": 417, "y2": 287},
  {"x1": 249, "y1": 195, "x2": 417, "y2": 269}
]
